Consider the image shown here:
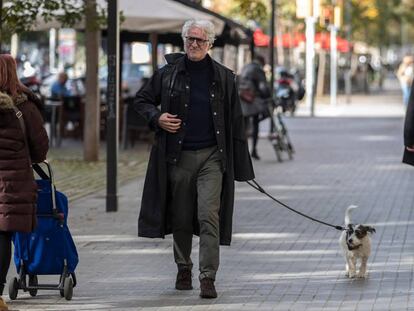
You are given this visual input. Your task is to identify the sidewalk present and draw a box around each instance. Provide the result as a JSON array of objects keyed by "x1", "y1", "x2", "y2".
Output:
[
  {"x1": 6, "y1": 89, "x2": 414, "y2": 310},
  {"x1": 295, "y1": 90, "x2": 406, "y2": 118},
  {"x1": 45, "y1": 143, "x2": 150, "y2": 201}
]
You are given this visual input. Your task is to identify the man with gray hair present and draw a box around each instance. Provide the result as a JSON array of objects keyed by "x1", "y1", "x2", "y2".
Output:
[{"x1": 133, "y1": 19, "x2": 254, "y2": 298}]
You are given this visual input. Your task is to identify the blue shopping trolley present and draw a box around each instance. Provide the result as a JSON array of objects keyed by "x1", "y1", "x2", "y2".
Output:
[{"x1": 9, "y1": 161, "x2": 78, "y2": 301}]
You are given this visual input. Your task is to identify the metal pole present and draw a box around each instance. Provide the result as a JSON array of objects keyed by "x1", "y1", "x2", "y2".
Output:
[
  {"x1": 10, "y1": 33, "x2": 18, "y2": 57},
  {"x1": 305, "y1": 16, "x2": 316, "y2": 116},
  {"x1": 330, "y1": 24, "x2": 337, "y2": 107},
  {"x1": 106, "y1": 0, "x2": 119, "y2": 212},
  {"x1": 269, "y1": 0, "x2": 276, "y2": 132},
  {"x1": 345, "y1": 0, "x2": 352, "y2": 103},
  {"x1": 49, "y1": 29, "x2": 57, "y2": 71},
  {"x1": 270, "y1": 0, "x2": 275, "y2": 96}
]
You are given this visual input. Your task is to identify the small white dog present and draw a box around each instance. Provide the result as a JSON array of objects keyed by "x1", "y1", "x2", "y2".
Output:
[{"x1": 339, "y1": 205, "x2": 375, "y2": 278}]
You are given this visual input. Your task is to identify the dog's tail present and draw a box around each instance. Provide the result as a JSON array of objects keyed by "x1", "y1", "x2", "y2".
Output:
[{"x1": 345, "y1": 205, "x2": 358, "y2": 226}]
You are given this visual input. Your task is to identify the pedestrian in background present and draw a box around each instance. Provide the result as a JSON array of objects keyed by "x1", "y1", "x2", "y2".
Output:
[
  {"x1": 133, "y1": 19, "x2": 254, "y2": 299},
  {"x1": 403, "y1": 80, "x2": 414, "y2": 166},
  {"x1": 238, "y1": 55, "x2": 271, "y2": 160},
  {"x1": 397, "y1": 55, "x2": 414, "y2": 106},
  {"x1": 0, "y1": 54, "x2": 49, "y2": 311},
  {"x1": 50, "y1": 72, "x2": 71, "y2": 98}
]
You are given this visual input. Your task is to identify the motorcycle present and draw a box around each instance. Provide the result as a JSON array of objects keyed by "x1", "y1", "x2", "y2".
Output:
[
  {"x1": 275, "y1": 72, "x2": 296, "y2": 115},
  {"x1": 20, "y1": 75, "x2": 42, "y2": 95},
  {"x1": 274, "y1": 69, "x2": 305, "y2": 116}
]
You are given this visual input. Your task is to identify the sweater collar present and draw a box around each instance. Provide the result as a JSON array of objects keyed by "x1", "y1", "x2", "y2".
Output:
[
  {"x1": 165, "y1": 53, "x2": 221, "y2": 83},
  {"x1": 185, "y1": 55, "x2": 210, "y2": 71}
]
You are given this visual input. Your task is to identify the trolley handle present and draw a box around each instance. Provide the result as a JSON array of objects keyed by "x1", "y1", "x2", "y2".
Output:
[
  {"x1": 32, "y1": 161, "x2": 59, "y2": 221},
  {"x1": 32, "y1": 161, "x2": 54, "y2": 182}
]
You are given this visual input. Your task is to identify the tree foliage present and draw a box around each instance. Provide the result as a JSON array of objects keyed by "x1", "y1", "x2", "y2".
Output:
[
  {"x1": 205, "y1": 0, "x2": 414, "y2": 48},
  {"x1": 227, "y1": 0, "x2": 268, "y2": 27},
  {"x1": 214, "y1": 0, "x2": 299, "y2": 33},
  {"x1": 1, "y1": 0, "x2": 107, "y2": 42},
  {"x1": 349, "y1": 0, "x2": 414, "y2": 46}
]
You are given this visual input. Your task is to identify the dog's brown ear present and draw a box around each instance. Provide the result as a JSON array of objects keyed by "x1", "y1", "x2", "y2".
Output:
[{"x1": 366, "y1": 226, "x2": 376, "y2": 234}]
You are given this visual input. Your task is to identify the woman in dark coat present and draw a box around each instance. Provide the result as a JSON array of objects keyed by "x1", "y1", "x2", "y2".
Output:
[
  {"x1": 403, "y1": 80, "x2": 414, "y2": 166},
  {"x1": 0, "y1": 54, "x2": 49, "y2": 310},
  {"x1": 238, "y1": 55, "x2": 271, "y2": 160}
]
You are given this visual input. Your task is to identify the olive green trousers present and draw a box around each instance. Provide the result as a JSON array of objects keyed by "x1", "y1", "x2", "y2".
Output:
[{"x1": 168, "y1": 146, "x2": 223, "y2": 281}]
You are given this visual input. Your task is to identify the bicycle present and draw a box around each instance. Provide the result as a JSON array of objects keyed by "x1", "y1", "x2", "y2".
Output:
[{"x1": 266, "y1": 100, "x2": 294, "y2": 162}]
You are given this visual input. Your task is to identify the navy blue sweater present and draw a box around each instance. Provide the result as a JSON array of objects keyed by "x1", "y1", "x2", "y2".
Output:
[{"x1": 183, "y1": 56, "x2": 216, "y2": 150}]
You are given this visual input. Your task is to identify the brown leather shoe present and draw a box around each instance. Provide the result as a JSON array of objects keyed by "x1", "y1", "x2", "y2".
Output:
[
  {"x1": 199, "y1": 278, "x2": 217, "y2": 298},
  {"x1": 175, "y1": 269, "x2": 193, "y2": 290}
]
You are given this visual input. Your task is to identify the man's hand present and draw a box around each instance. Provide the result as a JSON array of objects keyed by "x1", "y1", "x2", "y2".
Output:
[
  {"x1": 406, "y1": 145, "x2": 414, "y2": 152},
  {"x1": 158, "y1": 113, "x2": 182, "y2": 133}
]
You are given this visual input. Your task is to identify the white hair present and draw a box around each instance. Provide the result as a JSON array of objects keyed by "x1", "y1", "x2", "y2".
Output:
[{"x1": 181, "y1": 19, "x2": 216, "y2": 45}]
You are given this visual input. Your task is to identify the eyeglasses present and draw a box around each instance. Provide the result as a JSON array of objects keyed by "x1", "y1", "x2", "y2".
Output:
[{"x1": 185, "y1": 36, "x2": 209, "y2": 46}]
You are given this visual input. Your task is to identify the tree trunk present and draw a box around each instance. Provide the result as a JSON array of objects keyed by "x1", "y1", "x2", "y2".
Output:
[
  {"x1": 0, "y1": 0, "x2": 3, "y2": 52},
  {"x1": 150, "y1": 33, "x2": 158, "y2": 73},
  {"x1": 83, "y1": 0, "x2": 100, "y2": 161}
]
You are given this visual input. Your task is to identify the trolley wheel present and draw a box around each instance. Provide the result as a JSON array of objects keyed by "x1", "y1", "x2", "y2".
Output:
[
  {"x1": 8, "y1": 277, "x2": 18, "y2": 300},
  {"x1": 63, "y1": 277, "x2": 73, "y2": 300},
  {"x1": 28, "y1": 275, "x2": 38, "y2": 297},
  {"x1": 59, "y1": 274, "x2": 64, "y2": 297}
]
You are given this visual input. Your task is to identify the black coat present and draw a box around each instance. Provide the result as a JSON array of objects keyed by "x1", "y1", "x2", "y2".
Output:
[
  {"x1": 403, "y1": 81, "x2": 414, "y2": 166},
  {"x1": 133, "y1": 53, "x2": 255, "y2": 245}
]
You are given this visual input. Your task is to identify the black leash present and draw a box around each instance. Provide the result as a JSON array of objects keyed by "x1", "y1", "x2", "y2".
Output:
[{"x1": 246, "y1": 180, "x2": 345, "y2": 231}]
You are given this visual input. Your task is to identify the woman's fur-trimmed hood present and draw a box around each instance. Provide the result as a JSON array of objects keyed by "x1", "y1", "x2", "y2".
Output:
[{"x1": 0, "y1": 91, "x2": 27, "y2": 110}]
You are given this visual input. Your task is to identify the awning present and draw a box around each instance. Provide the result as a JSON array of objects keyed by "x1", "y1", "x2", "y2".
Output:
[
  {"x1": 172, "y1": 0, "x2": 252, "y2": 45},
  {"x1": 254, "y1": 29, "x2": 305, "y2": 48},
  {"x1": 254, "y1": 28, "x2": 351, "y2": 53},
  {"x1": 34, "y1": 0, "x2": 225, "y2": 35}
]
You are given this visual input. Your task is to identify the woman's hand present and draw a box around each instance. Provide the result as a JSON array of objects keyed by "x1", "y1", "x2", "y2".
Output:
[{"x1": 158, "y1": 113, "x2": 182, "y2": 133}]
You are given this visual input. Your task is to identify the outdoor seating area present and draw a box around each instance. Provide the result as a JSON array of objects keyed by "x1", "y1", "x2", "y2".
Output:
[
  {"x1": 43, "y1": 96, "x2": 85, "y2": 147},
  {"x1": 43, "y1": 95, "x2": 152, "y2": 149}
]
